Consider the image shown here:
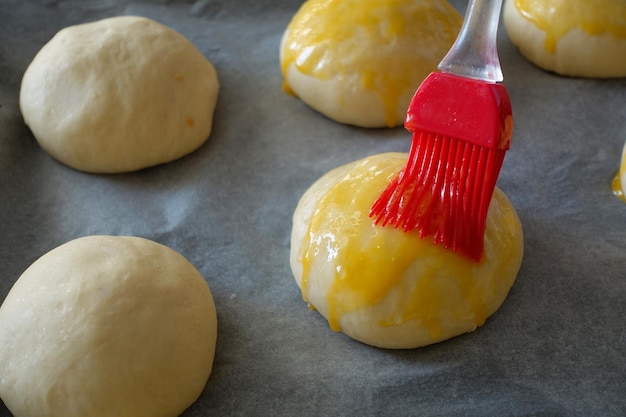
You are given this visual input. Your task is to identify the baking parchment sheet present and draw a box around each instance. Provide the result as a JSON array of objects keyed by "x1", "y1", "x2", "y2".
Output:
[{"x1": 1, "y1": 1, "x2": 625, "y2": 416}]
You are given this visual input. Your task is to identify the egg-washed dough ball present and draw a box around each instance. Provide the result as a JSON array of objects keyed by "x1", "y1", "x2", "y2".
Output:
[
  {"x1": 503, "y1": 0, "x2": 626, "y2": 78},
  {"x1": 280, "y1": 0, "x2": 462, "y2": 128},
  {"x1": 0, "y1": 235, "x2": 217, "y2": 417},
  {"x1": 290, "y1": 153, "x2": 523, "y2": 349},
  {"x1": 613, "y1": 141, "x2": 626, "y2": 201},
  {"x1": 19, "y1": 16, "x2": 219, "y2": 173}
]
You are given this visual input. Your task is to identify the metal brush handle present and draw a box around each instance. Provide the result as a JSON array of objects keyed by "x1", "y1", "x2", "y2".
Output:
[{"x1": 437, "y1": 0, "x2": 504, "y2": 82}]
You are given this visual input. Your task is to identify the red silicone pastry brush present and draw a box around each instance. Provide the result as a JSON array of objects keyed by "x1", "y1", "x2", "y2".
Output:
[{"x1": 370, "y1": 0, "x2": 513, "y2": 262}]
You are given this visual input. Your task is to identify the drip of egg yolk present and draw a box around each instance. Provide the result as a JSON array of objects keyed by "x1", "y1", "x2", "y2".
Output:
[
  {"x1": 612, "y1": 175, "x2": 624, "y2": 201},
  {"x1": 514, "y1": 0, "x2": 626, "y2": 53},
  {"x1": 297, "y1": 155, "x2": 520, "y2": 339},
  {"x1": 612, "y1": 145, "x2": 626, "y2": 201},
  {"x1": 281, "y1": 0, "x2": 462, "y2": 127}
]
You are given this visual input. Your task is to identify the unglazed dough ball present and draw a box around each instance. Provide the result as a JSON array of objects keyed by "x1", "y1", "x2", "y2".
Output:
[
  {"x1": 290, "y1": 153, "x2": 523, "y2": 349},
  {"x1": 20, "y1": 16, "x2": 219, "y2": 173},
  {"x1": 280, "y1": 0, "x2": 462, "y2": 128},
  {"x1": 504, "y1": 0, "x2": 626, "y2": 78},
  {"x1": 0, "y1": 236, "x2": 217, "y2": 417}
]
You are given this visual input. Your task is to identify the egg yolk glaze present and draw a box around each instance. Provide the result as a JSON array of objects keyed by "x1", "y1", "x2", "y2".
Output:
[
  {"x1": 612, "y1": 143, "x2": 626, "y2": 201},
  {"x1": 281, "y1": 0, "x2": 462, "y2": 127},
  {"x1": 293, "y1": 153, "x2": 523, "y2": 348},
  {"x1": 515, "y1": 0, "x2": 626, "y2": 53}
]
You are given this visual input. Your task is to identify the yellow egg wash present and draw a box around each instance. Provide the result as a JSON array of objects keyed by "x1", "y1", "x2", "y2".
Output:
[
  {"x1": 298, "y1": 155, "x2": 520, "y2": 339},
  {"x1": 612, "y1": 174, "x2": 624, "y2": 201},
  {"x1": 612, "y1": 150, "x2": 626, "y2": 201},
  {"x1": 514, "y1": 0, "x2": 626, "y2": 53},
  {"x1": 281, "y1": 0, "x2": 462, "y2": 127}
]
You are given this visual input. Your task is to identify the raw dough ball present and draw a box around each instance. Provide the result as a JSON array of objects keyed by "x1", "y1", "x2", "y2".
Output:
[
  {"x1": 503, "y1": 0, "x2": 626, "y2": 78},
  {"x1": 20, "y1": 16, "x2": 220, "y2": 173},
  {"x1": 613, "y1": 141, "x2": 626, "y2": 201},
  {"x1": 0, "y1": 235, "x2": 217, "y2": 417},
  {"x1": 290, "y1": 153, "x2": 523, "y2": 349},
  {"x1": 280, "y1": 0, "x2": 462, "y2": 128}
]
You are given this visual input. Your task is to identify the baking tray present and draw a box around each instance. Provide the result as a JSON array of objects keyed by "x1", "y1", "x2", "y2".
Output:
[{"x1": 1, "y1": 1, "x2": 625, "y2": 416}]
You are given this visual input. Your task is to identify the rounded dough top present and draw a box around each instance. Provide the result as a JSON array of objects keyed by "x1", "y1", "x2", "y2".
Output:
[
  {"x1": 19, "y1": 16, "x2": 219, "y2": 173},
  {"x1": 504, "y1": 0, "x2": 626, "y2": 77},
  {"x1": 0, "y1": 235, "x2": 217, "y2": 417},
  {"x1": 280, "y1": 0, "x2": 462, "y2": 128},
  {"x1": 290, "y1": 153, "x2": 523, "y2": 349}
]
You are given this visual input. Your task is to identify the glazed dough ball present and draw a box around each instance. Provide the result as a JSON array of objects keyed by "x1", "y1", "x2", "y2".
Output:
[
  {"x1": 613, "y1": 141, "x2": 626, "y2": 201},
  {"x1": 20, "y1": 16, "x2": 219, "y2": 173},
  {"x1": 280, "y1": 0, "x2": 462, "y2": 128},
  {"x1": 0, "y1": 236, "x2": 217, "y2": 417},
  {"x1": 290, "y1": 153, "x2": 523, "y2": 349},
  {"x1": 504, "y1": 0, "x2": 626, "y2": 78}
]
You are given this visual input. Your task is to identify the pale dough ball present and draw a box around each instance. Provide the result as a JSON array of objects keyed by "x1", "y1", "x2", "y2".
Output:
[
  {"x1": 0, "y1": 235, "x2": 217, "y2": 417},
  {"x1": 280, "y1": 0, "x2": 462, "y2": 128},
  {"x1": 504, "y1": 0, "x2": 626, "y2": 78},
  {"x1": 290, "y1": 153, "x2": 524, "y2": 349},
  {"x1": 20, "y1": 16, "x2": 220, "y2": 173}
]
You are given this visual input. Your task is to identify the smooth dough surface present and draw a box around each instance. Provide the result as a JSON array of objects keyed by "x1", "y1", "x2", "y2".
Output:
[
  {"x1": 0, "y1": 235, "x2": 217, "y2": 417},
  {"x1": 280, "y1": 0, "x2": 462, "y2": 128},
  {"x1": 20, "y1": 16, "x2": 219, "y2": 173},
  {"x1": 503, "y1": 0, "x2": 626, "y2": 78},
  {"x1": 290, "y1": 153, "x2": 524, "y2": 349}
]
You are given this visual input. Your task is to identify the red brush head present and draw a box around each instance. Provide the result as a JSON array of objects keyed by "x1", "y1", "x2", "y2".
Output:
[
  {"x1": 405, "y1": 72, "x2": 512, "y2": 151},
  {"x1": 370, "y1": 72, "x2": 513, "y2": 262}
]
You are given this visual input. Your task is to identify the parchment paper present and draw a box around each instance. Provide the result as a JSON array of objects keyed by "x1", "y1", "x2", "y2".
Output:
[{"x1": 1, "y1": 1, "x2": 625, "y2": 416}]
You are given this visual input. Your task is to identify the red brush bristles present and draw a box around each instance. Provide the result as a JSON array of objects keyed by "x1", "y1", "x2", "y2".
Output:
[
  {"x1": 369, "y1": 72, "x2": 512, "y2": 262},
  {"x1": 370, "y1": 131, "x2": 507, "y2": 262}
]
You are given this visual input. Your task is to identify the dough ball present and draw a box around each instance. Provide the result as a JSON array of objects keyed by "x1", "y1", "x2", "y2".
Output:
[
  {"x1": 503, "y1": 0, "x2": 626, "y2": 78},
  {"x1": 19, "y1": 16, "x2": 220, "y2": 173},
  {"x1": 0, "y1": 235, "x2": 217, "y2": 417},
  {"x1": 280, "y1": 0, "x2": 462, "y2": 128},
  {"x1": 290, "y1": 153, "x2": 523, "y2": 349},
  {"x1": 613, "y1": 141, "x2": 626, "y2": 201}
]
